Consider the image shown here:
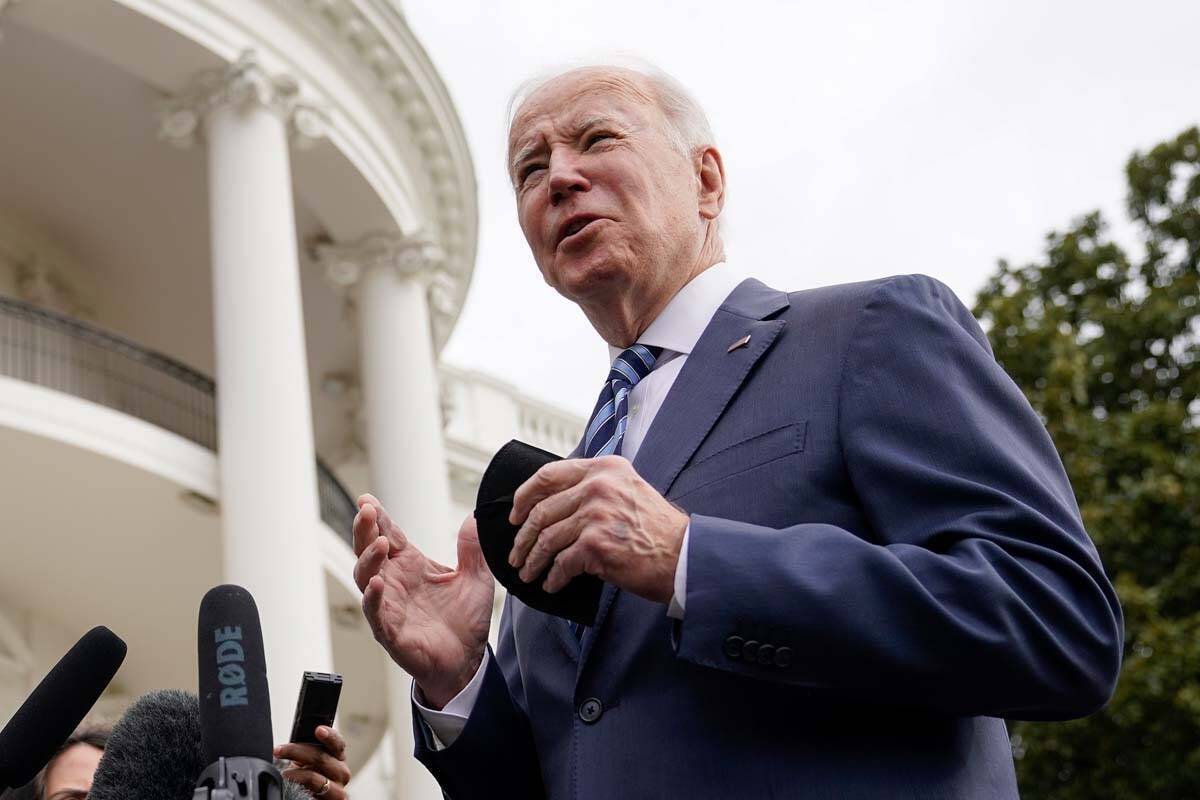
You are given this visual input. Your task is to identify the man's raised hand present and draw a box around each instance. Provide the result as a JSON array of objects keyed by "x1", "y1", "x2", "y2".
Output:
[
  {"x1": 353, "y1": 494, "x2": 495, "y2": 709},
  {"x1": 506, "y1": 456, "x2": 689, "y2": 604}
]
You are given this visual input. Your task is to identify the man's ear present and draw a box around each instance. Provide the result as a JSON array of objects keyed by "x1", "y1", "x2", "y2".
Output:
[{"x1": 696, "y1": 145, "x2": 726, "y2": 222}]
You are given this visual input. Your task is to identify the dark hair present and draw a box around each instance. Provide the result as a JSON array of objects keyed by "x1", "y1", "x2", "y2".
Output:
[{"x1": 32, "y1": 723, "x2": 111, "y2": 800}]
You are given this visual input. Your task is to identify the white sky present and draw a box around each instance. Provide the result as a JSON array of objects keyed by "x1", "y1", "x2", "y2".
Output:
[{"x1": 403, "y1": 0, "x2": 1200, "y2": 419}]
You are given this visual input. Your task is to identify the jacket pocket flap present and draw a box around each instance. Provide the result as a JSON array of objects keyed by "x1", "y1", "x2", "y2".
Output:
[{"x1": 669, "y1": 422, "x2": 807, "y2": 499}]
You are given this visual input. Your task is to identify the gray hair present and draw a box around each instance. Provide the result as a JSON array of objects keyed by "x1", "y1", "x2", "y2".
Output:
[
  {"x1": 507, "y1": 58, "x2": 716, "y2": 170},
  {"x1": 506, "y1": 58, "x2": 724, "y2": 242}
]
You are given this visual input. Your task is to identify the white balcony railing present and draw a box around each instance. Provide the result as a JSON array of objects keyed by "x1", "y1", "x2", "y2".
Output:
[
  {"x1": 0, "y1": 294, "x2": 358, "y2": 543},
  {"x1": 439, "y1": 365, "x2": 585, "y2": 462}
]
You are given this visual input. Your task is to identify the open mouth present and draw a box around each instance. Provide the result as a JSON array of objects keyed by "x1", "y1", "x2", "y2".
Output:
[{"x1": 557, "y1": 216, "x2": 603, "y2": 247}]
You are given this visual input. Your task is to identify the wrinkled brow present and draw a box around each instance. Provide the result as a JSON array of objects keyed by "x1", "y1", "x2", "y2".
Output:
[{"x1": 509, "y1": 114, "x2": 625, "y2": 175}]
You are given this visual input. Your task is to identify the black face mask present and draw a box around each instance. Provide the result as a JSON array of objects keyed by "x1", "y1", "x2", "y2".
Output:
[{"x1": 474, "y1": 440, "x2": 603, "y2": 626}]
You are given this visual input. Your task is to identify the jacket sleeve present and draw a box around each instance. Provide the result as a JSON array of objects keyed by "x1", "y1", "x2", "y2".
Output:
[
  {"x1": 672, "y1": 274, "x2": 1124, "y2": 721},
  {"x1": 414, "y1": 595, "x2": 546, "y2": 798}
]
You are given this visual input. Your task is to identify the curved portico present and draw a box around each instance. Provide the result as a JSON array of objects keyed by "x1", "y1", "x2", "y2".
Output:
[{"x1": 0, "y1": 2, "x2": 476, "y2": 797}]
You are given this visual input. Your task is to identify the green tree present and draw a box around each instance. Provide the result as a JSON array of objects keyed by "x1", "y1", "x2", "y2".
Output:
[{"x1": 973, "y1": 127, "x2": 1200, "y2": 799}]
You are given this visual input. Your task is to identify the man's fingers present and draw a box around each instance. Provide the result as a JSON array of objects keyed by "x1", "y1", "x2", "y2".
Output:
[
  {"x1": 519, "y1": 515, "x2": 584, "y2": 583},
  {"x1": 315, "y1": 725, "x2": 347, "y2": 761},
  {"x1": 352, "y1": 503, "x2": 378, "y2": 557},
  {"x1": 509, "y1": 460, "x2": 589, "y2": 525},
  {"x1": 376, "y1": 504, "x2": 409, "y2": 550},
  {"x1": 544, "y1": 540, "x2": 590, "y2": 594},
  {"x1": 357, "y1": 493, "x2": 408, "y2": 551},
  {"x1": 362, "y1": 574, "x2": 388, "y2": 635},
  {"x1": 352, "y1": 536, "x2": 387, "y2": 593},
  {"x1": 509, "y1": 484, "x2": 586, "y2": 570}
]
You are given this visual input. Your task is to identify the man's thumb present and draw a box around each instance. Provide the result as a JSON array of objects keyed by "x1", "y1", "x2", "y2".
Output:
[{"x1": 456, "y1": 515, "x2": 488, "y2": 576}]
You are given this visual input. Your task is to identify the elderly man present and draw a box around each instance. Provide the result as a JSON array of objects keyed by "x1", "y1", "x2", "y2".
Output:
[{"x1": 352, "y1": 63, "x2": 1123, "y2": 799}]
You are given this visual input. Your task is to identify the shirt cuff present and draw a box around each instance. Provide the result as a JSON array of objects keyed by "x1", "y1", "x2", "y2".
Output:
[
  {"x1": 667, "y1": 521, "x2": 690, "y2": 620},
  {"x1": 411, "y1": 649, "x2": 490, "y2": 750}
]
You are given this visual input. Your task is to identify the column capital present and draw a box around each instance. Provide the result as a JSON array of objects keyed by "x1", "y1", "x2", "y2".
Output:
[
  {"x1": 159, "y1": 50, "x2": 327, "y2": 149},
  {"x1": 312, "y1": 230, "x2": 460, "y2": 357},
  {"x1": 312, "y1": 232, "x2": 450, "y2": 288}
]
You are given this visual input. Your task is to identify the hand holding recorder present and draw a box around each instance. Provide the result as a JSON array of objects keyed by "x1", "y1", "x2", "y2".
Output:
[{"x1": 275, "y1": 672, "x2": 349, "y2": 799}]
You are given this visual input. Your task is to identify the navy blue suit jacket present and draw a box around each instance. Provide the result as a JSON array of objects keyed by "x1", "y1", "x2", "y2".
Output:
[{"x1": 415, "y1": 275, "x2": 1123, "y2": 799}]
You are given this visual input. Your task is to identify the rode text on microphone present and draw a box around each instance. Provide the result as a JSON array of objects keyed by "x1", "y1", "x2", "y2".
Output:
[
  {"x1": 214, "y1": 625, "x2": 249, "y2": 708},
  {"x1": 194, "y1": 585, "x2": 285, "y2": 800}
]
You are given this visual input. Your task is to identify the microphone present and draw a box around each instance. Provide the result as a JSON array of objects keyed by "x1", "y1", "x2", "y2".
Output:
[
  {"x1": 87, "y1": 690, "x2": 312, "y2": 800},
  {"x1": 0, "y1": 626, "x2": 126, "y2": 792},
  {"x1": 194, "y1": 584, "x2": 284, "y2": 799}
]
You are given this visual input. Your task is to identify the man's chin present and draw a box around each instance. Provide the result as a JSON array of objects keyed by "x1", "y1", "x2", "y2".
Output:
[
  {"x1": 555, "y1": 272, "x2": 627, "y2": 306},
  {"x1": 547, "y1": 254, "x2": 627, "y2": 302}
]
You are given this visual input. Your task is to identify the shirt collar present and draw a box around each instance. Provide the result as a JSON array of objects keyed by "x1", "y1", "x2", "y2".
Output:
[{"x1": 607, "y1": 262, "x2": 746, "y2": 363}]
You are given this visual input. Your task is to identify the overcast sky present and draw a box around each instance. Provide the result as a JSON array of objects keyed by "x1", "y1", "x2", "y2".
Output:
[{"x1": 402, "y1": 0, "x2": 1200, "y2": 419}]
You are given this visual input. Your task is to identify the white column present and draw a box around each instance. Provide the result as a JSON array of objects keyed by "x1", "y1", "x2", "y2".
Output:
[
  {"x1": 163, "y1": 52, "x2": 332, "y2": 740},
  {"x1": 317, "y1": 234, "x2": 456, "y2": 799},
  {"x1": 0, "y1": 0, "x2": 24, "y2": 41}
]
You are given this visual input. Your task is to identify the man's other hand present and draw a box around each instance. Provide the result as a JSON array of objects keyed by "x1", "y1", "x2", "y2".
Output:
[
  {"x1": 352, "y1": 495, "x2": 495, "y2": 709},
  {"x1": 275, "y1": 726, "x2": 350, "y2": 800},
  {"x1": 507, "y1": 456, "x2": 688, "y2": 604}
]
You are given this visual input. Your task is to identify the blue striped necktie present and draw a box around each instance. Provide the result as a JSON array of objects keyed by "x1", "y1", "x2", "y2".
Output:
[
  {"x1": 570, "y1": 343, "x2": 664, "y2": 641},
  {"x1": 583, "y1": 343, "x2": 665, "y2": 459}
]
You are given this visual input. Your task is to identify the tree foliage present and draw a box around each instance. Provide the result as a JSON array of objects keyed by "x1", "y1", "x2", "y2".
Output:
[{"x1": 973, "y1": 127, "x2": 1200, "y2": 798}]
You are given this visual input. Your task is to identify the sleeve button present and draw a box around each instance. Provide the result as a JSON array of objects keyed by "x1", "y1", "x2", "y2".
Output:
[
  {"x1": 756, "y1": 644, "x2": 775, "y2": 666},
  {"x1": 774, "y1": 646, "x2": 793, "y2": 669},
  {"x1": 723, "y1": 635, "x2": 744, "y2": 660},
  {"x1": 742, "y1": 639, "x2": 760, "y2": 661}
]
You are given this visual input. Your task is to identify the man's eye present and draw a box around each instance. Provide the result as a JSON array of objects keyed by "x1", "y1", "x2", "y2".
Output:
[
  {"x1": 586, "y1": 132, "x2": 613, "y2": 148},
  {"x1": 520, "y1": 165, "x2": 544, "y2": 183}
]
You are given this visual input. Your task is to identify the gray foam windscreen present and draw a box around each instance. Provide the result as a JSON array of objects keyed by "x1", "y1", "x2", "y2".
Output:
[{"x1": 88, "y1": 690, "x2": 313, "y2": 800}]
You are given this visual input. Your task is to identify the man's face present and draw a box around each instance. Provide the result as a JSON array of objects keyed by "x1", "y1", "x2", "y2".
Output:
[
  {"x1": 508, "y1": 69, "x2": 701, "y2": 308},
  {"x1": 43, "y1": 743, "x2": 102, "y2": 800}
]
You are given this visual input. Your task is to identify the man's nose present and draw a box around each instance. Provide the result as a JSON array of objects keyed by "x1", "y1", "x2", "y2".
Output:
[{"x1": 547, "y1": 152, "x2": 589, "y2": 206}]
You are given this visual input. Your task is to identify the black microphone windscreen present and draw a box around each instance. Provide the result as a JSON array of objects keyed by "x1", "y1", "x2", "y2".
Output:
[
  {"x1": 88, "y1": 690, "x2": 314, "y2": 800},
  {"x1": 0, "y1": 626, "x2": 126, "y2": 790},
  {"x1": 197, "y1": 585, "x2": 274, "y2": 764}
]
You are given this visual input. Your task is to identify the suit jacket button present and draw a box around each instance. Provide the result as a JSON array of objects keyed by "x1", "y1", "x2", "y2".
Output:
[
  {"x1": 742, "y1": 639, "x2": 760, "y2": 661},
  {"x1": 756, "y1": 644, "x2": 775, "y2": 666},
  {"x1": 579, "y1": 697, "x2": 603, "y2": 724},
  {"x1": 723, "y1": 636, "x2": 744, "y2": 660},
  {"x1": 774, "y1": 646, "x2": 793, "y2": 669}
]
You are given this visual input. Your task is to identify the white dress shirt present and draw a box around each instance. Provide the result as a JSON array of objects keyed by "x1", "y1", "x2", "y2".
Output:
[{"x1": 415, "y1": 262, "x2": 747, "y2": 747}]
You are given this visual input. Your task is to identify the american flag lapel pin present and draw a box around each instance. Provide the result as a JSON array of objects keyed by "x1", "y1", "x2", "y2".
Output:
[{"x1": 727, "y1": 334, "x2": 752, "y2": 353}]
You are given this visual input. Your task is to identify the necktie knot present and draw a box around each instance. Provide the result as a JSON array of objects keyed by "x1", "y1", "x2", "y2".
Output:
[
  {"x1": 582, "y1": 344, "x2": 663, "y2": 460},
  {"x1": 606, "y1": 343, "x2": 661, "y2": 388}
]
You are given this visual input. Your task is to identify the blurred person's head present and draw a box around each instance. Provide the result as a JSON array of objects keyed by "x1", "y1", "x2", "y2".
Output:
[
  {"x1": 506, "y1": 61, "x2": 727, "y2": 347},
  {"x1": 33, "y1": 724, "x2": 109, "y2": 800}
]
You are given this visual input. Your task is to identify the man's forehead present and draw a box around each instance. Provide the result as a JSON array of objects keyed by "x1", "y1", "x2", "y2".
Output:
[{"x1": 508, "y1": 70, "x2": 657, "y2": 152}]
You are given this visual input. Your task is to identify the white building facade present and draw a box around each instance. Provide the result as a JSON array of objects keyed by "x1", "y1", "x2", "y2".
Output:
[{"x1": 0, "y1": 2, "x2": 582, "y2": 797}]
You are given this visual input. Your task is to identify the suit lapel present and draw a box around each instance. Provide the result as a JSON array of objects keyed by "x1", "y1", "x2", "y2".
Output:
[{"x1": 580, "y1": 279, "x2": 790, "y2": 664}]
